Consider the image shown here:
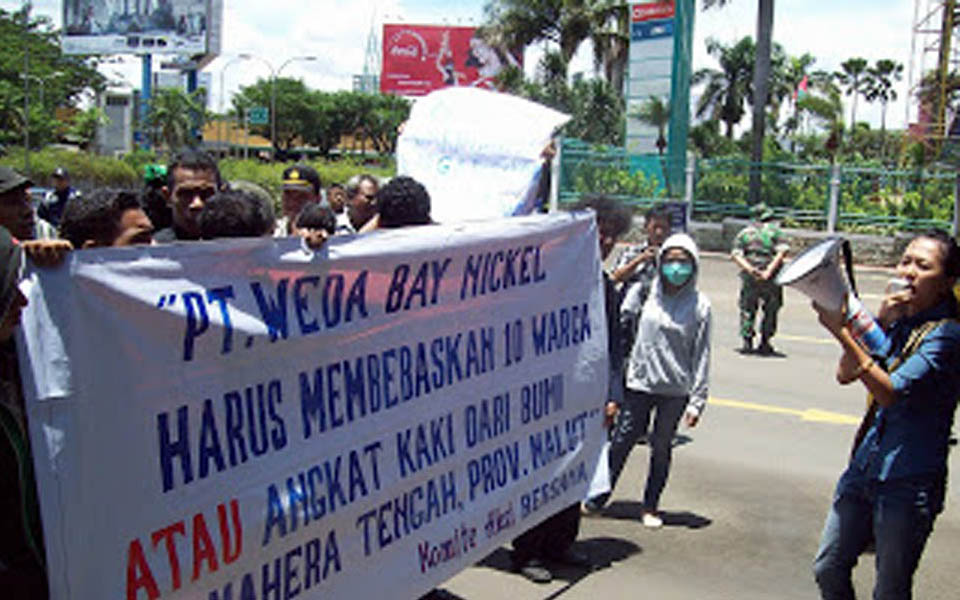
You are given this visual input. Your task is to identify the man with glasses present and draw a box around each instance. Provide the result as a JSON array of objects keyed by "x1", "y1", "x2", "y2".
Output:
[{"x1": 154, "y1": 150, "x2": 222, "y2": 242}]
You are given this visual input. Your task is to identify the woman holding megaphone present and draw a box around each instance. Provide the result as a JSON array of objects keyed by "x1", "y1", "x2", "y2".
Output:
[{"x1": 811, "y1": 229, "x2": 960, "y2": 600}]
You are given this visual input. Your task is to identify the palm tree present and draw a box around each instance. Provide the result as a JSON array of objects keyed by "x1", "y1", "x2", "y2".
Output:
[
  {"x1": 774, "y1": 53, "x2": 815, "y2": 138},
  {"x1": 633, "y1": 95, "x2": 671, "y2": 154},
  {"x1": 704, "y1": 0, "x2": 774, "y2": 205},
  {"x1": 147, "y1": 88, "x2": 208, "y2": 151},
  {"x1": 692, "y1": 37, "x2": 755, "y2": 138},
  {"x1": 588, "y1": 2, "x2": 631, "y2": 95},
  {"x1": 632, "y1": 95, "x2": 672, "y2": 194},
  {"x1": 834, "y1": 57, "x2": 870, "y2": 132},
  {"x1": 797, "y1": 86, "x2": 843, "y2": 163},
  {"x1": 483, "y1": 0, "x2": 627, "y2": 85},
  {"x1": 864, "y1": 59, "x2": 903, "y2": 135}
]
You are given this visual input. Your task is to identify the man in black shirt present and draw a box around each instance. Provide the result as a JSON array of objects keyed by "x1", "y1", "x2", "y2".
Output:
[{"x1": 153, "y1": 150, "x2": 222, "y2": 242}]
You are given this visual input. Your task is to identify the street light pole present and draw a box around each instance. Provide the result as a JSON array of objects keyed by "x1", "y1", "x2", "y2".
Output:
[
  {"x1": 272, "y1": 56, "x2": 317, "y2": 161},
  {"x1": 235, "y1": 54, "x2": 273, "y2": 158},
  {"x1": 219, "y1": 55, "x2": 248, "y2": 158},
  {"x1": 233, "y1": 54, "x2": 317, "y2": 160}
]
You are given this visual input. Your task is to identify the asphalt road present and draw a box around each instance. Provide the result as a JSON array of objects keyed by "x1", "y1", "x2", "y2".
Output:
[{"x1": 439, "y1": 251, "x2": 960, "y2": 600}]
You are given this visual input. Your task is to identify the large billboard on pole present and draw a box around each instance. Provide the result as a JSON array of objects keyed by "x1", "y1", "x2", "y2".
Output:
[
  {"x1": 381, "y1": 24, "x2": 521, "y2": 96},
  {"x1": 62, "y1": 0, "x2": 212, "y2": 55},
  {"x1": 626, "y1": 1, "x2": 676, "y2": 154}
]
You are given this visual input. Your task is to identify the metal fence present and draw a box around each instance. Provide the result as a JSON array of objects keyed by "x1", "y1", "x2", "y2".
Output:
[{"x1": 557, "y1": 137, "x2": 959, "y2": 234}]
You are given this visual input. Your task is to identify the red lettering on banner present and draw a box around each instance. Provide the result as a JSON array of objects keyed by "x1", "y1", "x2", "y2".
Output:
[
  {"x1": 191, "y1": 512, "x2": 219, "y2": 580},
  {"x1": 631, "y1": 2, "x2": 675, "y2": 22},
  {"x1": 150, "y1": 522, "x2": 186, "y2": 590},
  {"x1": 124, "y1": 498, "x2": 243, "y2": 598},
  {"x1": 126, "y1": 539, "x2": 160, "y2": 600},
  {"x1": 218, "y1": 500, "x2": 243, "y2": 564}
]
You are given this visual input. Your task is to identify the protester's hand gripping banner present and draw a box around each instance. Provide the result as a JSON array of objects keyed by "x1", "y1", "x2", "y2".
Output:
[{"x1": 18, "y1": 213, "x2": 609, "y2": 600}]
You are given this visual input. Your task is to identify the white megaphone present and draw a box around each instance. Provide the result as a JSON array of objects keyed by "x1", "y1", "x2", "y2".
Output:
[{"x1": 777, "y1": 237, "x2": 888, "y2": 354}]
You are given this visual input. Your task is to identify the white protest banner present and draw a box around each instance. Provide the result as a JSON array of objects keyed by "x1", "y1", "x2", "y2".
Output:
[
  {"x1": 18, "y1": 213, "x2": 609, "y2": 600},
  {"x1": 397, "y1": 87, "x2": 570, "y2": 223}
]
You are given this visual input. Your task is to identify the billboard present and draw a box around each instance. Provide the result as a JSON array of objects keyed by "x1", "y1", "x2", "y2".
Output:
[
  {"x1": 62, "y1": 0, "x2": 210, "y2": 55},
  {"x1": 381, "y1": 24, "x2": 521, "y2": 96},
  {"x1": 626, "y1": 1, "x2": 676, "y2": 154}
]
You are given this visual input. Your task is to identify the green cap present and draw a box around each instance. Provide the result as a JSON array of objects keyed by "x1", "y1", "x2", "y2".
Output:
[{"x1": 144, "y1": 164, "x2": 167, "y2": 185}]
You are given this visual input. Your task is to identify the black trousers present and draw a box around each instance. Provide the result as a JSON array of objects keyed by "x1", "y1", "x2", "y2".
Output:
[{"x1": 511, "y1": 502, "x2": 581, "y2": 564}]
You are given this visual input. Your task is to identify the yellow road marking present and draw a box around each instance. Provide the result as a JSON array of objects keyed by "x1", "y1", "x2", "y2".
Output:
[
  {"x1": 709, "y1": 396, "x2": 861, "y2": 425},
  {"x1": 776, "y1": 333, "x2": 835, "y2": 346}
]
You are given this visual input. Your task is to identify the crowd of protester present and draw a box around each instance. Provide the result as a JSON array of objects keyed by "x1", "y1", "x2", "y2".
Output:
[
  {"x1": 1, "y1": 148, "x2": 959, "y2": 600},
  {"x1": 0, "y1": 151, "x2": 406, "y2": 596}
]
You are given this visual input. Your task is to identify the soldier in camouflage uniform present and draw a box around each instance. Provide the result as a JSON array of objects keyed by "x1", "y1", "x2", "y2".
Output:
[{"x1": 731, "y1": 203, "x2": 789, "y2": 354}]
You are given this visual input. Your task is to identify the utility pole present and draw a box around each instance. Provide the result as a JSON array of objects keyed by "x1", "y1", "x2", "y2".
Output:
[
  {"x1": 140, "y1": 54, "x2": 152, "y2": 150},
  {"x1": 22, "y1": 2, "x2": 30, "y2": 175}
]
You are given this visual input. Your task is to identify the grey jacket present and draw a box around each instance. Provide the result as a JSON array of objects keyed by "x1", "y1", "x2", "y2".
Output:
[{"x1": 623, "y1": 233, "x2": 712, "y2": 416}]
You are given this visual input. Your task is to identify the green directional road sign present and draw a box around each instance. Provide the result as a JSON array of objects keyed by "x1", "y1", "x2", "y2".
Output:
[{"x1": 248, "y1": 106, "x2": 269, "y2": 125}]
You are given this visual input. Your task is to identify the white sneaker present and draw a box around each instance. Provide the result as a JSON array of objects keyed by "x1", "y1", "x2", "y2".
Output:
[{"x1": 641, "y1": 512, "x2": 663, "y2": 529}]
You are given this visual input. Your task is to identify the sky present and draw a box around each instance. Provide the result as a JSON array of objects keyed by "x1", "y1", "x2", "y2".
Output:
[{"x1": 4, "y1": 0, "x2": 921, "y2": 131}]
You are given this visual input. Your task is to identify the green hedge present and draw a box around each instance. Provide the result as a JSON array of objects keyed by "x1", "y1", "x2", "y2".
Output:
[
  {"x1": 218, "y1": 158, "x2": 394, "y2": 202},
  {"x1": 1, "y1": 148, "x2": 139, "y2": 190},
  {"x1": 0, "y1": 149, "x2": 396, "y2": 201}
]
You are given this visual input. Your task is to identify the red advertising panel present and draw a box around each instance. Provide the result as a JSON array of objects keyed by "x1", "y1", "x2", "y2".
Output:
[
  {"x1": 631, "y1": 1, "x2": 675, "y2": 22},
  {"x1": 381, "y1": 24, "x2": 521, "y2": 96}
]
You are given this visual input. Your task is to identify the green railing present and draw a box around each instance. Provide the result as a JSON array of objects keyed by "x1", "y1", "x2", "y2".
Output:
[{"x1": 558, "y1": 138, "x2": 957, "y2": 233}]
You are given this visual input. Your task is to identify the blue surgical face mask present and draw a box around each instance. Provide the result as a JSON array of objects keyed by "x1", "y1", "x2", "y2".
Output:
[{"x1": 661, "y1": 260, "x2": 694, "y2": 287}]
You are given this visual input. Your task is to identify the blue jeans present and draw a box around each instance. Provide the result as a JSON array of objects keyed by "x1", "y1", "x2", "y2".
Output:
[
  {"x1": 813, "y1": 473, "x2": 943, "y2": 600},
  {"x1": 590, "y1": 390, "x2": 687, "y2": 511}
]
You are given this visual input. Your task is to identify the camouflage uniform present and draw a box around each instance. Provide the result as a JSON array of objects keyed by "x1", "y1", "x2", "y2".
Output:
[{"x1": 732, "y1": 221, "x2": 788, "y2": 344}]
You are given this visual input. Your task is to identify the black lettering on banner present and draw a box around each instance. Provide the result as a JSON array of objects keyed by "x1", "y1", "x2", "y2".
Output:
[
  {"x1": 355, "y1": 470, "x2": 458, "y2": 556},
  {"x1": 157, "y1": 380, "x2": 287, "y2": 493},
  {"x1": 460, "y1": 244, "x2": 547, "y2": 300},
  {"x1": 207, "y1": 531, "x2": 341, "y2": 600},
  {"x1": 298, "y1": 328, "x2": 495, "y2": 439},
  {"x1": 250, "y1": 280, "x2": 289, "y2": 342},
  {"x1": 385, "y1": 259, "x2": 452, "y2": 314},
  {"x1": 530, "y1": 303, "x2": 591, "y2": 356},
  {"x1": 261, "y1": 441, "x2": 383, "y2": 546}
]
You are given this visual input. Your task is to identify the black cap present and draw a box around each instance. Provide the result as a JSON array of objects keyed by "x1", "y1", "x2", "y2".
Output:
[
  {"x1": 0, "y1": 226, "x2": 23, "y2": 320},
  {"x1": 0, "y1": 166, "x2": 32, "y2": 195},
  {"x1": 52, "y1": 166, "x2": 69, "y2": 179},
  {"x1": 282, "y1": 165, "x2": 321, "y2": 195}
]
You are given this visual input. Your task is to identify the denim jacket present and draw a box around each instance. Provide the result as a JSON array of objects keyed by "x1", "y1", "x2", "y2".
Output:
[{"x1": 850, "y1": 299, "x2": 960, "y2": 482}]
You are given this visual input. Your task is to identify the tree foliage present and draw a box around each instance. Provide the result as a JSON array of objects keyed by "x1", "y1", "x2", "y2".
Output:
[
  {"x1": 498, "y1": 52, "x2": 624, "y2": 146},
  {"x1": 632, "y1": 95, "x2": 670, "y2": 154},
  {"x1": 692, "y1": 37, "x2": 756, "y2": 138},
  {"x1": 865, "y1": 59, "x2": 903, "y2": 134},
  {"x1": 230, "y1": 81, "x2": 411, "y2": 157},
  {"x1": 147, "y1": 88, "x2": 209, "y2": 151},
  {"x1": 483, "y1": 0, "x2": 629, "y2": 90},
  {"x1": 0, "y1": 6, "x2": 106, "y2": 147},
  {"x1": 67, "y1": 106, "x2": 108, "y2": 148},
  {"x1": 835, "y1": 57, "x2": 870, "y2": 131}
]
